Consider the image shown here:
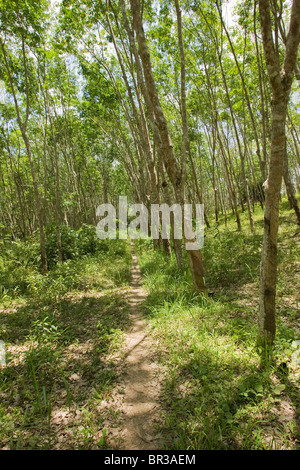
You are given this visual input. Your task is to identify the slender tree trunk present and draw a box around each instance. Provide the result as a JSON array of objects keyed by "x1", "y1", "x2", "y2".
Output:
[
  {"x1": 0, "y1": 38, "x2": 48, "y2": 272},
  {"x1": 257, "y1": 0, "x2": 300, "y2": 346},
  {"x1": 216, "y1": 1, "x2": 267, "y2": 180},
  {"x1": 44, "y1": 89, "x2": 63, "y2": 262},
  {"x1": 283, "y1": 149, "x2": 300, "y2": 224},
  {"x1": 130, "y1": 0, "x2": 206, "y2": 292}
]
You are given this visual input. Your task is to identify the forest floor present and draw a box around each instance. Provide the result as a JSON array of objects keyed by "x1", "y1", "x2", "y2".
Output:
[
  {"x1": 0, "y1": 199, "x2": 300, "y2": 450},
  {"x1": 0, "y1": 235, "x2": 167, "y2": 450},
  {"x1": 96, "y1": 242, "x2": 164, "y2": 450}
]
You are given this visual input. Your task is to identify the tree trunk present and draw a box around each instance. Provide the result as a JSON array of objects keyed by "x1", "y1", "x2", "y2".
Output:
[
  {"x1": 0, "y1": 38, "x2": 48, "y2": 273},
  {"x1": 257, "y1": 0, "x2": 300, "y2": 346},
  {"x1": 259, "y1": 99, "x2": 287, "y2": 345},
  {"x1": 283, "y1": 150, "x2": 300, "y2": 224},
  {"x1": 130, "y1": 0, "x2": 207, "y2": 293}
]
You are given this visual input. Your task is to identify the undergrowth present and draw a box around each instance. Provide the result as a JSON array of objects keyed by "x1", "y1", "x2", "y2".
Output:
[
  {"x1": 0, "y1": 229, "x2": 132, "y2": 450},
  {"x1": 134, "y1": 199, "x2": 300, "y2": 450},
  {"x1": 1, "y1": 202, "x2": 299, "y2": 450}
]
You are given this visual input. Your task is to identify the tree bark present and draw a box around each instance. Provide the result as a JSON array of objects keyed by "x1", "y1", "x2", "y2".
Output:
[{"x1": 258, "y1": 0, "x2": 300, "y2": 346}]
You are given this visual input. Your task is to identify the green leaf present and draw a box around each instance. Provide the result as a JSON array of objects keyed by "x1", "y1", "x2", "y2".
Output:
[
  {"x1": 255, "y1": 384, "x2": 263, "y2": 393},
  {"x1": 272, "y1": 384, "x2": 286, "y2": 395}
]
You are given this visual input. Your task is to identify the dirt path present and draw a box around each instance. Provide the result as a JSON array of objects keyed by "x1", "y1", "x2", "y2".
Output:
[{"x1": 105, "y1": 242, "x2": 163, "y2": 450}]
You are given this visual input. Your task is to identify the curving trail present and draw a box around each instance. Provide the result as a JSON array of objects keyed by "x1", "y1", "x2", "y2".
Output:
[{"x1": 106, "y1": 241, "x2": 163, "y2": 450}]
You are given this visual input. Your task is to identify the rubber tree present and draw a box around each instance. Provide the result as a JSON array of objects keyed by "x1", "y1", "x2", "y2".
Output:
[
  {"x1": 257, "y1": 0, "x2": 300, "y2": 346},
  {"x1": 129, "y1": 0, "x2": 207, "y2": 293}
]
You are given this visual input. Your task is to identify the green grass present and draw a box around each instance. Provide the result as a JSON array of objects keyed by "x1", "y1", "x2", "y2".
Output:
[
  {"x1": 135, "y1": 199, "x2": 300, "y2": 450},
  {"x1": 0, "y1": 237, "x2": 132, "y2": 450},
  {"x1": 0, "y1": 200, "x2": 299, "y2": 450}
]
